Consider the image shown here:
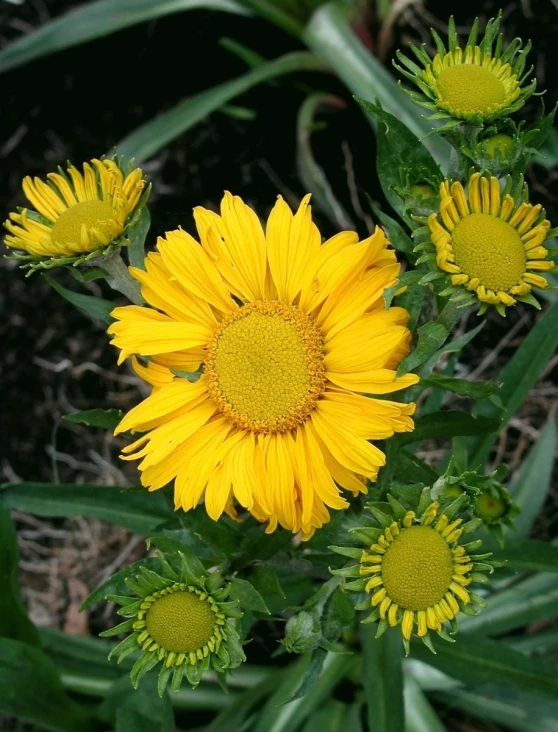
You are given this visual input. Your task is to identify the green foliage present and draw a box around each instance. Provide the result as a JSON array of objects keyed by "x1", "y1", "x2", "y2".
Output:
[
  {"x1": 0, "y1": 503, "x2": 41, "y2": 647},
  {"x1": 0, "y1": 0, "x2": 249, "y2": 73},
  {"x1": 0, "y1": 638, "x2": 92, "y2": 732},
  {"x1": 1, "y1": 483, "x2": 172, "y2": 535},
  {"x1": 116, "y1": 52, "x2": 327, "y2": 163}
]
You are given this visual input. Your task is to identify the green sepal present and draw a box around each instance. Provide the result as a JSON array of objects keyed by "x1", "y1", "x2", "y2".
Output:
[
  {"x1": 99, "y1": 618, "x2": 136, "y2": 638},
  {"x1": 329, "y1": 545, "x2": 365, "y2": 560},
  {"x1": 130, "y1": 651, "x2": 160, "y2": 689}
]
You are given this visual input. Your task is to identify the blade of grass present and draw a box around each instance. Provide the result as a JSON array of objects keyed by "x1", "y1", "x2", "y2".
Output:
[
  {"x1": 510, "y1": 420, "x2": 557, "y2": 536},
  {"x1": 0, "y1": 0, "x2": 249, "y2": 74},
  {"x1": 296, "y1": 93, "x2": 355, "y2": 230},
  {"x1": 362, "y1": 627, "x2": 404, "y2": 732},
  {"x1": 301, "y1": 2, "x2": 449, "y2": 167},
  {"x1": 412, "y1": 634, "x2": 558, "y2": 701},
  {"x1": 116, "y1": 51, "x2": 326, "y2": 162},
  {"x1": 471, "y1": 300, "x2": 558, "y2": 466},
  {"x1": 0, "y1": 482, "x2": 171, "y2": 534},
  {"x1": 404, "y1": 677, "x2": 445, "y2": 732}
]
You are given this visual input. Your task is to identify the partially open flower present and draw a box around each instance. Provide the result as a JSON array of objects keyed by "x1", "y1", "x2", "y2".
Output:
[
  {"x1": 420, "y1": 173, "x2": 555, "y2": 315},
  {"x1": 395, "y1": 15, "x2": 536, "y2": 125},
  {"x1": 4, "y1": 158, "x2": 147, "y2": 271},
  {"x1": 332, "y1": 490, "x2": 495, "y2": 653},
  {"x1": 100, "y1": 557, "x2": 245, "y2": 694}
]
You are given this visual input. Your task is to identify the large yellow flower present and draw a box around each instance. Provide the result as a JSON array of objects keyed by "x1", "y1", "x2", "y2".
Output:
[
  {"x1": 4, "y1": 158, "x2": 146, "y2": 267},
  {"x1": 109, "y1": 193, "x2": 418, "y2": 538}
]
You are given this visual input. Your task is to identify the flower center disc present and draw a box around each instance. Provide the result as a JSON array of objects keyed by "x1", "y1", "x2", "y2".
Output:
[
  {"x1": 146, "y1": 590, "x2": 217, "y2": 654},
  {"x1": 51, "y1": 200, "x2": 117, "y2": 248},
  {"x1": 435, "y1": 64, "x2": 506, "y2": 118},
  {"x1": 381, "y1": 526, "x2": 453, "y2": 611},
  {"x1": 206, "y1": 301, "x2": 326, "y2": 432},
  {"x1": 451, "y1": 213, "x2": 526, "y2": 292}
]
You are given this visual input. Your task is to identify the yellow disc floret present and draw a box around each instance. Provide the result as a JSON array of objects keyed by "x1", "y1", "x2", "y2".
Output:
[
  {"x1": 434, "y1": 63, "x2": 507, "y2": 119},
  {"x1": 450, "y1": 214, "x2": 526, "y2": 292},
  {"x1": 381, "y1": 526, "x2": 454, "y2": 611},
  {"x1": 51, "y1": 200, "x2": 120, "y2": 253},
  {"x1": 206, "y1": 300, "x2": 326, "y2": 432},
  {"x1": 146, "y1": 589, "x2": 217, "y2": 654}
]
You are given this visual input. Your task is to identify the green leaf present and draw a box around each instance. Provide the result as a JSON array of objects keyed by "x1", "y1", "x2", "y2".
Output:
[
  {"x1": 362, "y1": 626, "x2": 404, "y2": 732},
  {"x1": 116, "y1": 52, "x2": 326, "y2": 162},
  {"x1": 0, "y1": 483, "x2": 171, "y2": 535},
  {"x1": 395, "y1": 450, "x2": 439, "y2": 484},
  {"x1": 398, "y1": 411, "x2": 501, "y2": 445},
  {"x1": 412, "y1": 634, "x2": 558, "y2": 700},
  {"x1": 0, "y1": 503, "x2": 41, "y2": 646},
  {"x1": 301, "y1": 3, "x2": 449, "y2": 167},
  {"x1": 355, "y1": 99, "x2": 442, "y2": 223},
  {"x1": 43, "y1": 274, "x2": 114, "y2": 323},
  {"x1": 254, "y1": 653, "x2": 356, "y2": 732},
  {"x1": 434, "y1": 684, "x2": 558, "y2": 732},
  {"x1": 296, "y1": 93, "x2": 354, "y2": 230},
  {"x1": 0, "y1": 0, "x2": 249, "y2": 74},
  {"x1": 230, "y1": 578, "x2": 270, "y2": 614},
  {"x1": 460, "y1": 572, "x2": 558, "y2": 636},
  {"x1": 285, "y1": 647, "x2": 328, "y2": 702},
  {"x1": 369, "y1": 203, "x2": 414, "y2": 256},
  {"x1": 62, "y1": 409, "x2": 124, "y2": 431},
  {"x1": 510, "y1": 421, "x2": 557, "y2": 536},
  {"x1": 0, "y1": 637, "x2": 92, "y2": 731},
  {"x1": 404, "y1": 677, "x2": 445, "y2": 732},
  {"x1": 421, "y1": 375, "x2": 500, "y2": 399},
  {"x1": 421, "y1": 321, "x2": 486, "y2": 378},
  {"x1": 492, "y1": 538, "x2": 558, "y2": 573},
  {"x1": 102, "y1": 675, "x2": 174, "y2": 732},
  {"x1": 397, "y1": 323, "x2": 448, "y2": 377},
  {"x1": 127, "y1": 207, "x2": 151, "y2": 271},
  {"x1": 472, "y1": 300, "x2": 558, "y2": 465}
]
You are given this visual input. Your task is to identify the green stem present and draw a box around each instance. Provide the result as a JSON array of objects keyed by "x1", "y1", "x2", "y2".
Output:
[{"x1": 101, "y1": 252, "x2": 143, "y2": 305}]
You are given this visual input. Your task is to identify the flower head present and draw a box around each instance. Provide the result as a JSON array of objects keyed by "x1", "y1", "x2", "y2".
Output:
[
  {"x1": 4, "y1": 158, "x2": 147, "y2": 271},
  {"x1": 108, "y1": 192, "x2": 418, "y2": 539},
  {"x1": 422, "y1": 173, "x2": 554, "y2": 314},
  {"x1": 332, "y1": 489, "x2": 495, "y2": 654},
  {"x1": 395, "y1": 15, "x2": 535, "y2": 124},
  {"x1": 100, "y1": 555, "x2": 244, "y2": 694}
]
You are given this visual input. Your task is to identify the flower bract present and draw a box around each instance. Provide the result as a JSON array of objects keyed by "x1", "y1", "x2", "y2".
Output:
[
  {"x1": 108, "y1": 192, "x2": 418, "y2": 538},
  {"x1": 395, "y1": 15, "x2": 536, "y2": 124},
  {"x1": 4, "y1": 158, "x2": 147, "y2": 271}
]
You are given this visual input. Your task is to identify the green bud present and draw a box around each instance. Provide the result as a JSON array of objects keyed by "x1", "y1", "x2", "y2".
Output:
[
  {"x1": 410, "y1": 183, "x2": 435, "y2": 199},
  {"x1": 483, "y1": 133, "x2": 514, "y2": 158},
  {"x1": 475, "y1": 489, "x2": 508, "y2": 522},
  {"x1": 283, "y1": 611, "x2": 321, "y2": 653}
]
